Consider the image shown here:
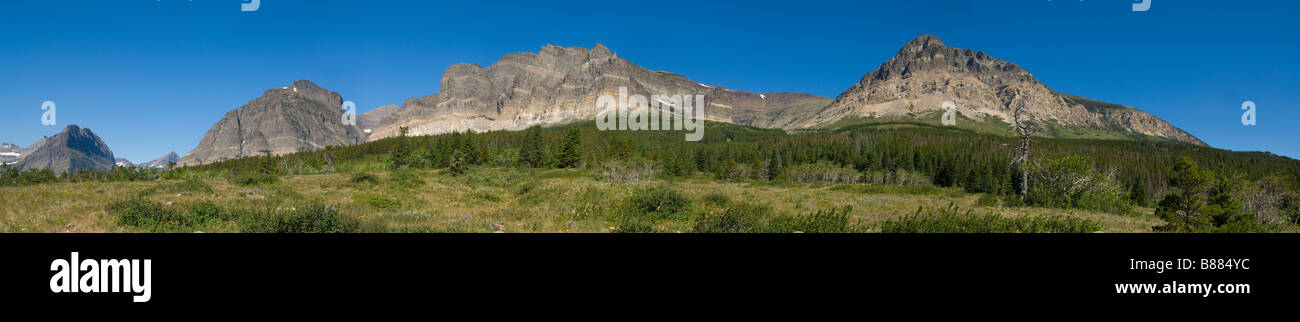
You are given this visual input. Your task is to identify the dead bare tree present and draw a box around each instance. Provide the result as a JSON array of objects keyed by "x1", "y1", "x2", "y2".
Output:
[{"x1": 1005, "y1": 88, "x2": 1036, "y2": 200}]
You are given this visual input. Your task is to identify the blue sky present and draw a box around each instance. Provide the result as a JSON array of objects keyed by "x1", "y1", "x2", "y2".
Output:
[{"x1": 1, "y1": 0, "x2": 1297, "y2": 162}]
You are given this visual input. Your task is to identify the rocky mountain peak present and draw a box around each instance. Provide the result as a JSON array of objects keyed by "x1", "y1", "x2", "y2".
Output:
[
  {"x1": 792, "y1": 34, "x2": 1205, "y2": 146},
  {"x1": 15, "y1": 124, "x2": 116, "y2": 173},
  {"x1": 178, "y1": 80, "x2": 363, "y2": 166}
]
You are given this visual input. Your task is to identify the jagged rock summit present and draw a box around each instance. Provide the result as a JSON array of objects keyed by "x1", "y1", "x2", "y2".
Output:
[
  {"x1": 789, "y1": 34, "x2": 1205, "y2": 145},
  {"x1": 179, "y1": 80, "x2": 364, "y2": 166},
  {"x1": 14, "y1": 124, "x2": 116, "y2": 173}
]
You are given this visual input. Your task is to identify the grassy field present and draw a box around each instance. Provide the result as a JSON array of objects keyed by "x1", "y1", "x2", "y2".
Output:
[{"x1": 0, "y1": 166, "x2": 1166, "y2": 233}]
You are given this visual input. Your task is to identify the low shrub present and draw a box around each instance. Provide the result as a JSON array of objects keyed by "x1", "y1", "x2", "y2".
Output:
[
  {"x1": 109, "y1": 199, "x2": 230, "y2": 232},
  {"x1": 349, "y1": 172, "x2": 379, "y2": 184},
  {"x1": 625, "y1": 184, "x2": 692, "y2": 218},
  {"x1": 765, "y1": 206, "x2": 857, "y2": 233},
  {"x1": 600, "y1": 159, "x2": 657, "y2": 182},
  {"x1": 230, "y1": 173, "x2": 278, "y2": 186},
  {"x1": 355, "y1": 193, "x2": 400, "y2": 210},
  {"x1": 692, "y1": 202, "x2": 770, "y2": 233},
  {"x1": 242, "y1": 204, "x2": 362, "y2": 233},
  {"x1": 881, "y1": 204, "x2": 1101, "y2": 233}
]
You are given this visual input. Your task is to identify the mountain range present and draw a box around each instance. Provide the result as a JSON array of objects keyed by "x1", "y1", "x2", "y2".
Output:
[
  {"x1": 356, "y1": 35, "x2": 1201, "y2": 146},
  {"x1": 363, "y1": 43, "x2": 833, "y2": 140},
  {"x1": 5, "y1": 35, "x2": 1208, "y2": 172}
]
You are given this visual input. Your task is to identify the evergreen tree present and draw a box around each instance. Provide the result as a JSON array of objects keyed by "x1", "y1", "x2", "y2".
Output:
[
  {"x1": 447, "y1": 149, "x2": 467, "y2": 176},
  {"x1": 1155, "y1": 157, "x2": 1213, "y2": 232},
  {"x1": 556, "y1": 128, "x2": 582, "y2": 168},
  {"x1": 767, "y1": 151, "x2": 783, "y2": 181},
  {"x1": 519, "y1": 126, "x2": 547, "y2": 168},
  {"x1": 390, "y1": 126, "x2": 412, "y2": 169}
]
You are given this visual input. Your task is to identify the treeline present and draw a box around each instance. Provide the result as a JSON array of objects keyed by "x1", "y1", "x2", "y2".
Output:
[
  {"x1": 182, "y1": 120, "x2": 1300, "y2": 201},
  {"x1": 0, "y1": 164, "x2": 160, "y2": 187},
  {"x1": 105, "y1": 120, "x2": 1300, "y2": 228}
]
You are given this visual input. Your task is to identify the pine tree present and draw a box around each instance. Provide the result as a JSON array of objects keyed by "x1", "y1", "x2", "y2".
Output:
[
  {"x1": 556, "y1": 128, "x2": 582, "y2": 168},
  {"x1": 519, "y1": 126, "x2": 547, "y2": 168},
  {"x1": 447, "y1": 150, "x2": 467, "y2": 176},
  {"x1": 1155, "y1": 157, "x2": 1213, "y2": 232},
  {"x1": 767, "y1": 151, "x2": 783, "y2": 180},
  {"x1": 390, "y1": 126, "x2": 412, "y2": 169}
]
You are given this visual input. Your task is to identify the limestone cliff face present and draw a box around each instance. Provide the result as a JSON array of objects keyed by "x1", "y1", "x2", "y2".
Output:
[
  {"x1": 790, "y1": 35, "x2": 1205, "y2": 146},
  {"x1": 179, "y1": 80, "x2": 363, "y2": 166},
  {"x1": 368, "y1": 44, "x2": 832, "y2": 140}
]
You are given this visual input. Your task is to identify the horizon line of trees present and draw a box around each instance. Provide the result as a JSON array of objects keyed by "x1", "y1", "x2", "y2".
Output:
[{"x1": 9, "y1": 121, "x2": 1300, "y2": 229}]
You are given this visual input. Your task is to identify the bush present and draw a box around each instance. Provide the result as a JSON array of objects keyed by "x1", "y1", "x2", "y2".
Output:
[
  {"x1": 765, "y1": 206, "x2": 857, "y2": 233},
  {"x1": 692, "y1": 202, "x2": 769, "y2": 233},
  {"x1": 600, "y1": 159, "x2": 657, "y2": 182},
  {"x1": 110, "y1": 199, "x2": 184, "y2": 232},
  {"x1": 881, "y1": 204, "x2": 1102, "y2": 233},
  {"x1": 355, "y1": 193, "x2": 400, "y2": 210},
  {"x1": 625, "y1": 184, "x2": 691, "y2": 218},
  {"x1": 447, "y1": 150, "x2": 468, "y2": 176},
  {"x1": 1026, "y1": 154, "x2": 1132, "y2": 214},
  {"x1": 230, "y1": 173, "x2": 278, "y2": 186},
  {"x1": 349, "y1": 172, "x2": 379, "y2": 184},
  {"x1": 243, "y1": 204, "x2": 361, "y2": 233},
  {"x1": 109, "y1": 199, "x2": 229, "y2": 232}
]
